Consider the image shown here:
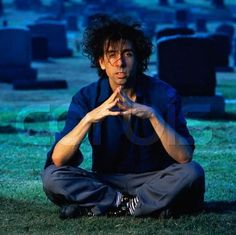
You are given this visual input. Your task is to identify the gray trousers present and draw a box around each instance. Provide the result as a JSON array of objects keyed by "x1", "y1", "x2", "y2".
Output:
[{"x1": 41, "y1": 161, "x2": 205, "y2": 216}]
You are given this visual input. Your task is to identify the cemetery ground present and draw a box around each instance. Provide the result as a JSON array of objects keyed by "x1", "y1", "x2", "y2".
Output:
[
  {"x1": 0, "y1": 55, "x2": 236, "y2": 234},
  {"x1": 0, "y1": 1, "x2": 236, "y2": 233}
]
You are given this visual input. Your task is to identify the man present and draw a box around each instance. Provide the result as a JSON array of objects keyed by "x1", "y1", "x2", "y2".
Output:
[{"x1": 42, "y1": 14, "x2": 205, "y2": 219}]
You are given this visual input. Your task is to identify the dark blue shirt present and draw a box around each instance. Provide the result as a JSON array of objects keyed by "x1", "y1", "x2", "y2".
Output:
[{"x1": 45, "y1": 74, "x2": 194, "y2": 173}]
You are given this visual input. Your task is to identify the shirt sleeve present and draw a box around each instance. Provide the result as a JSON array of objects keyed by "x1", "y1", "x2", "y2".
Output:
[
  {"x1": 44, "y1": 89, "x2": 89, "y2": 169},
  {"x1": 164, "y1": 93, "x2": 195, "y2": 151}
]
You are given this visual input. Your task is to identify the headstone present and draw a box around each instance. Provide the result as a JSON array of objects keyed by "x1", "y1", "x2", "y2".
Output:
[
  {"x1": 209, "y1": 33, "x2": 233, "y2": 72},
  {"x1": 50, "y1": 0, "x2": 67, "y2": 20},
  {"x1": 175, "y1": 8, "x2": 189, "y2": 27},
  {"x1": 157, "y1": 35, "x2": 225, "y2": 117},
  {"x1": 156, "y1": 27, "x2": 194, "y2": 40},
  {"x1": 215, "y1": 23, "x2": 235, "y2": 41},
  {"x1": 159, "y1": 0, "x2": 169, "y2": 6},
  {"x1": 174, "y1": 0, "x2": 185, "y2": 3},
  {"x1": 2, "y1": 20, "x2": 8, "y2": 27},
  {"x1": 182, "y1": 95, "x2": 225, "y2": 118},
  {"x1": 196, "y1": 18, "x2": 208, "y2": 32},
  {"x1": 14, "y1": 0, "x2": 30, "y2": 10},
  {"x1": 157, "y1": 35, "x2": 216, "y2": 96},
  {"x1": 0, "y1": 0, "x2": 3, "y2": 15},
  {"x1": 212, "y1": 0, "x2": 225, "y2": 8},
  {"x1": 0, "y1": 27, "x2": 37, "y2": 82},
  {"x1": 31, "y1": 36, "x2": 48, "y2": 60},
  {"x1": 15, "y1": 0, "x2": 42, "y2": 10},
  {"x1": 31, "y1": 0, "x2": 42, "y2": 9},
  {"x1": 13, "y1": 80, "x2": 68, "y2": 90},
  {"x1": 66, "y1": 14, "x2": 78, "y2": 31},
  {"x1": 28, "y1": 21, "x2": 73, "y2": 57},
  {"x1": 234, "y1": 38, "x2": 236, "y2": 66}
]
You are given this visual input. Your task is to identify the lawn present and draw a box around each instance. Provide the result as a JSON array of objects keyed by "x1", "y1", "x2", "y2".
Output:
[
  {"x1": 0, "y1": 93, "x2": 236, "y2": 234},
  {"x1": 0, "y1": 1, "x2": 236, "y2": 233}
]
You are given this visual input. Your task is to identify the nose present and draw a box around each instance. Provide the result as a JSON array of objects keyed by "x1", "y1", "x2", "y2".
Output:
[{"x1": 113, "y1": 54, "x2": 125, "y2": 67}]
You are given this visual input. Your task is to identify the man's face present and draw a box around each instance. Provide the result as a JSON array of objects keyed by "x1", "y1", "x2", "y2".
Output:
[{"x1": 99, "y1": 40, "x2": 137, "y2": 90}]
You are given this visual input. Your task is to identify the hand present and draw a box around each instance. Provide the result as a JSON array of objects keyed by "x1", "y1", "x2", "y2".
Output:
[
  {"x1": 118, "y1": 90, "x2": 155, "y2": 119},
  {"x1": 86, "y1": 86, "x2": 123, "y2": 123}
]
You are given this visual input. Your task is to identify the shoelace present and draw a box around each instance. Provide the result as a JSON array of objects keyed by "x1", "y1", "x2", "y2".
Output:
[{"x1": 128, "y1": 196, "x2": 139, "y2": 215}]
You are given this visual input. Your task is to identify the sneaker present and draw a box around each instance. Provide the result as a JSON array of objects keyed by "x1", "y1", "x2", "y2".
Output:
[
  {"x1": 127, "y1": 196, "x2": 139, "y2": 215},
  {"x1": 106, "y1": 194, "x2": 133, "y2": 216},
  {"x1": 59, "y1": 204, "x2": 94, "y2": 219}
]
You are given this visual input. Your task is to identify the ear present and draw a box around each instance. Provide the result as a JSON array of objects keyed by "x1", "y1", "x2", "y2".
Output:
[{"x1": 99, "y1": 57, "x2": 106, "y2": 70}]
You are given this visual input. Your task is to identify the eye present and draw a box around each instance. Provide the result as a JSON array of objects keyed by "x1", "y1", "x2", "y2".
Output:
[
  {"x1": 107, "y1": 52, "x2": 116, "y2": 59},
  {"x1": 124, "y1": 51, "x2": 134, "y2": 57}
]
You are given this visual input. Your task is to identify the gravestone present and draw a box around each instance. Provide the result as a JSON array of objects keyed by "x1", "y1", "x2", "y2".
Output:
[
  {"x1": 174, "y1": 0, "x2": 185, "y2": 4},
  {"x1": 31, "y1": 0, "x2": 42, "y2": 9},
  {"x1": 156, "y1": 27, "x2": 194, "y2": 40},
  {"x1": 13, "y1": 80, "x2": 68, "y2": 90},
  {"x1": 31, "y1": 36, "x2": 48, "y2": 60},
  {"x1": 157, "y1": 35, "x2": 224, "y2": 117},
  {"x1": 215, "y1": 23, "x2": 235, "y2": 41},
  {"x1": 66, "y1": 14, "x2": 78, "y2": 31},
  {"x1": 53, "y1": 0, "x2": 66, "y2": 20},
  {"x1": 209, "y1": 33, "x2": 233, "y2": 72},
  {"x1": 28, "y1": 21, "x2": 73, "y2": 57},
  {"x1": 2, "y1": 20, "x2": 8, "y2": 27},
  {"x1": 0, "y1": 0, "x2": 3, "y2": 15},
  {"x1": 212, "y1": 0, "x2": 225, "y2": 8},
  {"x1": 157, "y1": 35, "x2": 216, "y2": 96},
  {"x1": 15, "y1": 0, "x2": 42, "y2": 10},
  {"x1": 175, "y1": 8, "x2": 189, "y2": 27},
  {"x1": 14, "y1": 0, "x2": 30, "y2": 10},
  {"x1": 159, "y1": 0, "x2": 169, "y2": 6},
  {"x1": 0, "y1": 27, "x2": 37, "y2": 82},
  {"x1": 196, "y1": 18, "x2": 208, "y2": 32}
]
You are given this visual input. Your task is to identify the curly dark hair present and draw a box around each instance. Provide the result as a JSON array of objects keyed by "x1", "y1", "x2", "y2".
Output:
[{"x1": 82, "y1": 14, "x2": 153, "y2": 78}]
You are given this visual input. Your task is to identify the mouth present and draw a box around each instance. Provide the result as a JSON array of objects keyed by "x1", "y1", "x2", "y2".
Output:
[{"x1": 115, "y1": 72, "x2": 127, "y2": 79}]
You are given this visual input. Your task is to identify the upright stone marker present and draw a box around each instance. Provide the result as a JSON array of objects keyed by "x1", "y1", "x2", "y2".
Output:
[
  {"x1": 157, "y1": 35, "x2": 216, "y2": 96},
  {"x1": 209, "y1": 33, "x2": 233, "y2": 72},
  {"x1": 175, "y1": 8, "x2": 189, "y2": 27},
  {"x1": 28, "y1": 21, "x2": 73, "y2": 57},
  {"x1": 0, "y1": 0, "x2": 3, "y2": 15},
  {"x1": 196, "y1": 18, "x2": 208, "y2": 32},
  {"x1": 212, "y1": 0, "x2": 225, "y2": 8},
  {"x1": 157, "y1": 35, "x2": 224, "y2": 117},
  {"x1": 174, "y1": 0, "x2": 184, "y2": 3},
  {"x1": 159, "y1": 0, "x2": 169, "y2": 6},
  {"x1": 66, "y1": 14, "x2": 78, "y2": 31},
  {"x1": 31, "y1": 36, "x2": 48, "y2": 60},
  {"x1": 156, "y1": 27, "x2": 194, "y2": 40},
  {"x1": 215, "y1": 23, "x2": 234, "y2": 42},
  {"x1": 14, "y1": 0, "x2": 30, "y2": 10},
  {"x1": 0, "y1": 27, "x2": 37, "y2": 82}
]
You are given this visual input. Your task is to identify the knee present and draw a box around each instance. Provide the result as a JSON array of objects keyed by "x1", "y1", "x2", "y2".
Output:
[
  {"x1": 41, "y1": 165, "x2": 63, "y2": 194},
  {"x1": 181, "y1": 161, "x2": 205, "y2": 185}
]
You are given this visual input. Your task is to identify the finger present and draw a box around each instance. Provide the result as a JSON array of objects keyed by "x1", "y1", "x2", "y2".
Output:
[
  {"x1": 108, "y1": 86, "x2": 122, "y2": 102},
  {"x1": 107, "y1": 98, "x2": 120, "y2": 109},
  {"x1": 108, "y1": 110, "x2": 122, "y2": 116},
  {"x1": 117, "y1": 102, "x2": 129, "y2": 110},
  {"x1": 121, "y1": 110, "x2": 132, "y2": 115}
]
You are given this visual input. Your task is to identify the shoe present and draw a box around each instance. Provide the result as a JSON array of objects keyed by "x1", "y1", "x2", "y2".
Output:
[
  {"x1": 157, "y1": 208, "x2": 173, "y2": 219},
  {"x1": 106, "y1": 194, "x2": 133, "y2": 216},
  {"x1": 127, "y1": 196, "x2": 139, "y2": 215},
  {"x1": 128, "y1": 198, "x2": 174, "y2": 218},
  {"x1": 59, "y1": 204, "x2": 94, "y2": 219}
]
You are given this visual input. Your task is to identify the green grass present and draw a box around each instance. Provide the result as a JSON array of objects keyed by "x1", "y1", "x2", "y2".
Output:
[
  {"x1": 0, "y1": 5, "x2": 236, "y2": 231},
  {"x1": 1, "y1": 103, "x2": 236, "y2": 234},
  {"x1": 0, "y1": 74, "x2": 236, "y2": 234}
]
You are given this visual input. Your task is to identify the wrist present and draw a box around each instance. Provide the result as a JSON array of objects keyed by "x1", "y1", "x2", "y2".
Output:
[
  {"x1": 84, "y1": 112, "x2": 93, "y2": 124},
  {"x1": 148, "y1": 108, "x2": 156, "y2": 120}
]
